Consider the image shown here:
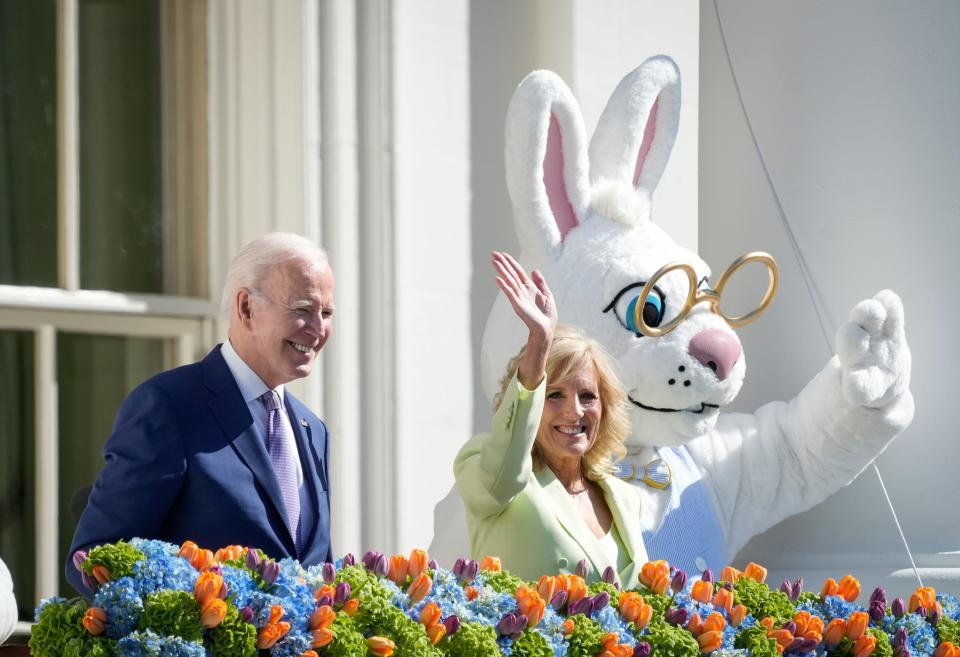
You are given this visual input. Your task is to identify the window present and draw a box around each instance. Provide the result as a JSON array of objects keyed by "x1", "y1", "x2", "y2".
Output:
[{"x1": 0, "y1": 0, "x2": 211, "y2": 620}]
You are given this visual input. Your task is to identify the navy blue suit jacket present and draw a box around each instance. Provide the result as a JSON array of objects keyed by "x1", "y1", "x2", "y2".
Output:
[{"x1": 67, "y1": 345, "x2": 331, "y2": 594}]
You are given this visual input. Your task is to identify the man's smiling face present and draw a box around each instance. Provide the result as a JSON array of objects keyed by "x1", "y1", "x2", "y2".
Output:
[{"x1": 239, "y1": 259, "x2": 335, "y2": 389}]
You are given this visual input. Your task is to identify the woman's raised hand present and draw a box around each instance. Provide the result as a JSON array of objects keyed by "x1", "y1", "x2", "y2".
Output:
[{"x1": 492, "y1": 251, "x2": 556, "y2": 388}]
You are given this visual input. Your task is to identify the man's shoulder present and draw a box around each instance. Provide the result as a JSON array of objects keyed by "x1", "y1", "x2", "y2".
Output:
[{"x1": 129, "y1": 347, "x2": 228, "y2": 401}]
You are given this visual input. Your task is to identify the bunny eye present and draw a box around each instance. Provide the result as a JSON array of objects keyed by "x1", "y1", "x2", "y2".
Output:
[{"x1": 604, "y1": 283, "x2": 666, "y2": 337}]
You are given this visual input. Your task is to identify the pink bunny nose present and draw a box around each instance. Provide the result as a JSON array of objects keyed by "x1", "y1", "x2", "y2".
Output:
[{"x1": 688, "y1": 329, "x2": 742, "y2": 381}]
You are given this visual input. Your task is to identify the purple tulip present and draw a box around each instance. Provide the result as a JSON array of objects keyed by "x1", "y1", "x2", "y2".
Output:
[
  {"x1": 915, "y1": 607, "x2": 928, "y2": 620},
  {"x1": 550, "y1": 589, "x2": 568, "y2": 611},
  {"x1": 362, "y1": 550, "x2": 382, "y2": 571},
  {"x1": 701, "y1": 569, "x2": 714, "y2": 584},
  {"x1": 261, "y1": 560, "x2": 281, "y2": 585},
  {"x1": 792, "y1": 578, "x2": 804, "y2": 600},
  {"x1": 797, "y1": 638, "x2": 819, "y2": 653},
  {"x1": 463, "y1": 560, "x2": 479, "y2": 584},
  {"x1": 671, "y1": 569, "x2": 687, "y2": 594},
  {"x1": 787, "y1": 638, "x2": 806, "y2": 653},
  {"x1": 893, "y1": 627, "x2": 908, "y2": 650},
  {"x1": 442, "y1": 615, "x2": 461, "y2": 636},
  {"x1": 781, "y1": 621, "x2": 797, "y2": 635},
  {"x1": 452, "y1": 558, "x2": 466, "y2": 579},
  {"x1": 568, "y1": 597, "x2": 594, "y2": 617},
  {"x1": 665, "y1": 607, "x2": 688, "y2": 626},
  {"x1": 81, "y1": 571, "x2": 97, "y2": 591},
  {"x1": 218, "y1": 581, "x2": 229, "y2": 599},
  {"x1": 335, "y1": 582, "x2": 351, "y2": 606},
  {"x1": 239, "y1": 606, "x2": 255, "y2": 624},
  {"x1": 209, "y1": 564, "x2": 223, "y2": 576},
  {"x1": 245, "y1": 549, "x2": 261, "y2": 571},
  {"x1": 723, "y1": 581, "x2": 734, "y2": 591},
  {"x1": 602, "y1": 566, "x2": 618, "y2": 585},
  {"x1": 72, "y1": 550, "x2": 88, "y2": 572},
  {"x1": 576, "y1": 559, "x2": 590, "y2": 579},
  {"x1": 633, "y1": 641, "x2": 652, "y2": 657},
  {"x1": 892, "y1": 597, "x2": 906, "y2": 618},
  {"x1": 342, "y1": 553, "x2": 356, "y2": 567},
  {"x1": 592, "y1": 591, "x2": 611, "y2": 611},
  {"x1": 316, "y1": 594, "x2": 333, "y2": 608},
  {"x1": 870, "y1": 600, "x2": 886, "y2": 623},
  {"x1": 373, "y1": 553, "x2": 388, "y2": 578},
  {"x1": 780, "y1": 579, "x2": 793, "y2": 596},
  {"x1": 428, "y1": 559, "x2": 439, "y2": 571},
  {"x1": 870, "y1": 586, "x2": 887, "y2": 606},
  {"x1": 929, "y1": 607, "x2": 941, "y2": 626},
  {"x1": 496, "y1": 612, "x2": 527, "y2": 637},
  {"x1": 322, "y1": 562, "x2": 336, "y2": 583}
]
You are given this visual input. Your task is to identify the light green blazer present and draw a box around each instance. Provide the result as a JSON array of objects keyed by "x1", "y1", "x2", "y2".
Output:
[{"x1": 454, "y1": 373, "x2": 647, "y2": 585}]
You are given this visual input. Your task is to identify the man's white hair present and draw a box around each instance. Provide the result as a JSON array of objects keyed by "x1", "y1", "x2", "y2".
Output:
[{"x1": 220, "y1": 232, "x2": 328, "y2": 316}]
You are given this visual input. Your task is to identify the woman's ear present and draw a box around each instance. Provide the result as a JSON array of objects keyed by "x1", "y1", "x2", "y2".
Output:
[{"x1": 504, "y1": 70, "x2": 590, "y2": 262}]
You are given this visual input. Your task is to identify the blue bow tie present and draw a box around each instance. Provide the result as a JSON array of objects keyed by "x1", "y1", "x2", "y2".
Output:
[{"x1": 615, "y1": 458, "x2": 672, "y2": 490}]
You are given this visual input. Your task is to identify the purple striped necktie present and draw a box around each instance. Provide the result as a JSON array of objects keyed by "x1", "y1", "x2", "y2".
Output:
[{"x1": 260, "y1": 390, "x2": 300, "y2": 550}]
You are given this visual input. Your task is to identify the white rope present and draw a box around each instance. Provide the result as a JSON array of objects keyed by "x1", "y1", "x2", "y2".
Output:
[{"x1": 711, "y1": 0, "x2": 923, "y2": 588}]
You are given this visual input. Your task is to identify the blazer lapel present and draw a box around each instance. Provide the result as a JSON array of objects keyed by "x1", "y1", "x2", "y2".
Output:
[
  {"x1": 202, "y1": 347, "x2": 294, "y2": 549},
  {"x1": 535, "y1": 468, "x2": 611, "y2": 577},
  {"x1": 597, "y1": 476, "x2": 647, "y2": 582},
  {"x1": 285, "y1": 396, "x2": 319, "y2": 550}
]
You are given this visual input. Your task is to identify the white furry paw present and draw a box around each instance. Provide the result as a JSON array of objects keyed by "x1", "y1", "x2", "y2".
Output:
[{"x1": 836, "y1": 289, "x2": 911, "y2": 408}]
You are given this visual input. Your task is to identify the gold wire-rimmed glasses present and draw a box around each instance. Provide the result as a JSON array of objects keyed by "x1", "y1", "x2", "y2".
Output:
[{"x1": 632, "y1": 251, "x2": 780, "y2": 337}]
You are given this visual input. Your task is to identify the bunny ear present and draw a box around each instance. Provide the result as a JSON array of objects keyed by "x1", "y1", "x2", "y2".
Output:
[
  {"x1": 505, "y1": 70, "x2": 590, "y2": 261},
  {"x1": 589, "y1": 56, "x2": 680, "y2": 201}
]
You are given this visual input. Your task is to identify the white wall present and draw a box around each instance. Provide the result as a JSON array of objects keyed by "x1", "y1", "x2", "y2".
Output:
[{"x1": 699, "y1": 0, "x2": 960, "y2": 596}]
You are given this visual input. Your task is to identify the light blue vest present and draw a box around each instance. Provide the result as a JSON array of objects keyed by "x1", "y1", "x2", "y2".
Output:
[{"x1": 634, "y1": 446, "x2": 727, "y2": 576}]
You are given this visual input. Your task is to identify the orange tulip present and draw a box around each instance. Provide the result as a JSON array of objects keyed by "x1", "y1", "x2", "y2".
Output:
[
  {"x1": 562, "y1": 618, "x2": 576, "y2": 634},
  {"x1": 820, "y1": 578, "x2": 839, "y2": 598},
  {"x1": 793, "y1": 611, "x2": 811, "y2": 635},
  {"x1": 538, "y1": 575, "x2": 558, "y2": 602},
  {"x1": 567, "y1": 576, "x2": 588, "y2": 605},
  {"x1": 388, "y1": 554, "x2": 409, "y2": 585},
  {"x1": 200, "y1": 598, "x2": 227, "y2": 628},
  {"x1": 712, "y1": 587, "x2": 734, "y2": 614},
  {"x1": 408, "y1": 549, "x2": 429, "y2": 578},
  {"x1": 687, "y1": 613, "x2": 703, "y2": 636},
  {"x1": 846, "y1": 611, "x2": 869, "y2": 641},
  {"x1": 179, "y1": 540, "x2": 199, "y2": 560},
  {"x1": 190, "y1": 548, "x2": 214, "y2": 571},
  {"x1": 464, "y1": 585, "x2": 478, "y2": 601},
  {"x1": 602, "y1": 633, "x2": 619, "y2": 650},
  {"x1": 517, "y1": 589, "x2": 545, "y2": 627},
  {"x1": 407, "y1": 573, "x2": 432, "y2": 603},
  {"x1": 824, "y1": 618, "x2": 846, "y2": 646},
  {"x1": 311, "y1": 628, "x2": 334, "y2": 648},
  {"x1": 314, "y1": 584, "x2": 335, "y2": 601},
  {"x1": 83, "y1": 607, "x2": 107, "y2": 635},
  {"x1": 703, "y1": 612, "x2": 726, "y2": 635},
  {"x1": 214, "y1": 545, "x2": 244, "y2": 562},
  {"x1": 770, "y1": 630, "x2": 795, "y2": 651},
  {"x1": 934, "y1": 643, "x2": 959, "y2": 657},
  {"x1": 837, "y1": 575, "x2": 861, "y2": 603},
  {"x1": 691, "y1": 580, "x2": 714, "y2": 604},
  {"x1": 618, "y1": 592, "x2": 645, "y2": 623},
  {"x1": 729, "y1": 605, "x2": 747, "y2": 628},
  {"x1": 640, "y1": 561, "x2": 671, "y2": 592},
  {"x1": 91, "y1": 564, "x2": 112, "y2": 586},
  {"x1": 910, "y1": 587, "x2": 937, "y2": 613},
  {"x1": 419, "y1": 602, "x2": 442, "y2": 628},
  {"x1": 854, "y1": 634, "x2": 877, "y2": 657},
  {"x1": 427, "y1": 624, "x2": 447, "y2": 645},
  {"x1": 194, "y1": 571, "x2": 224, "y2": 606},
  {"x1": 481, "y1": 555, "x2": 502, "y2": 572},
  {"x1": 342, "y1": 598, "x2": 360, "y2": 615},
  {"x1": 612, "y1": 646, "x2": 634, "y2": 657},
  {"x1": 759, "y1": 617, "x2": 776, "y2": 631},
  {"x1": 720, "y1": 567, "x2": 741, "y2": 584},
  {"x1": 268, "y1": 604, "x2": 285, "y2": 626},
  {"x1": 367, "y1": 636, "x2": 396, "y2": 657},
  {"x1": 698, "y1": 630, "x2": 723, "y2": 653},
  {"x1": 257, "y1": 622, "x2": 290, "y2": 649},
  {"x1": 300, "y1": 651, "x2": 319, "y2": 657},
  {"x1": 309, "y1": 604, "x2": 335, "y2": 630},
  {"x1": 744, "y1": 563, "x2": 768, "y2": 584},
  {"x1": 636, "y1": 600, "x2": 653, "y2": 629}
]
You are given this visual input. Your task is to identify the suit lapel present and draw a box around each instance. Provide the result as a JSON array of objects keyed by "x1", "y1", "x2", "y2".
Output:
[
  {"x1": 285, "y1": 395, "x2": 320, "y2": 551},
  {"x1": 535, "y1": 468, "x2": 610, "y2": 577},
  {"x1": 597, "y1": 476, "x2": 647, "y2": 580},
  {"x1": 202, "y1": 347, "x2": 295, "y2": 550}
]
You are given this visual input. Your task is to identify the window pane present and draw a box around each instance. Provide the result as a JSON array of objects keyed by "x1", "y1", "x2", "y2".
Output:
[
  {"x1": 57, "y1": 332, "x2": 165, "y2": 597},
  {"x1": 79, "y1": 0, "x2": 164, "y2": 294},
  {"x1": 0, "y1": 0, "x2": 58, "y2": 287},
  {"x1": 0, "y1": 331, "x2": 35, "y2": 620}
]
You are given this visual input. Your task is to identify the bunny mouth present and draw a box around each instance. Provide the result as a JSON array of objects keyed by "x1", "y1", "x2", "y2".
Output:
[{"x1": 628, "y1": 395, "x2": 720, "y2": 415}]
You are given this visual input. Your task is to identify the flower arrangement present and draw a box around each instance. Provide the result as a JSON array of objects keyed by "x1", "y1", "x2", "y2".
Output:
[{"x1": 30, "y1": 539, "x2": 960, "y2": 657}]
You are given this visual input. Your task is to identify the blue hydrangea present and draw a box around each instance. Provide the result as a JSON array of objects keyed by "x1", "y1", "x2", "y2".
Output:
[
  {"x1": 594, "y1": 604, "x2": 636, "y2": 645},
  {"x1": 130, "y1": 548, "x2": 197, "y2": 596},
  {"x1": 94, "y1": 576, "x2": 145, "y2": 638},
  {"x1": 128, "y1": 538, "x2": 179, "y2": 561},
  {"x1": 939, "y1": 593, "x2": 960, "y2": 621},
  {"x1": 885, "y1": 613, "x2": 939, "y2": 657},
  {"x1": 534, "y1": 607, "x2": 569, "y2": 657},
  {"x1": 270, "y1": 630, "x2": 313, "y2": 657},
  {"x1": 221, "y1": 564, "x2": 258, "y2": 610},
  {"x1": 115, "y1": 628, "x2": 206, "y2": 657},
  {"x1": 34, "y1": 596, "x2": 67, "y2": 622}
]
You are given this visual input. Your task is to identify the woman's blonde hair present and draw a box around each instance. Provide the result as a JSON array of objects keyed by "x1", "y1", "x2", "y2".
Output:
[{"x1": 493, "y1": 325, "x2": 630, "y2": 480}]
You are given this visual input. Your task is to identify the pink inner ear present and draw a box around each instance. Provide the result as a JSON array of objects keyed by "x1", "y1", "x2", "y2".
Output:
[
  {"x1": 544, "y1": 113, "x2": 578, "y2": 240},
  {"x1": 633, "y1": 96, "x2": 659, "y2": 187}
]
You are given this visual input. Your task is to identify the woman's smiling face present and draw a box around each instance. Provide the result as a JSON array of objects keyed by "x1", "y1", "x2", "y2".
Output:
[{"x1": 535, "y1": 360, "x2": 603, "y2": 467}]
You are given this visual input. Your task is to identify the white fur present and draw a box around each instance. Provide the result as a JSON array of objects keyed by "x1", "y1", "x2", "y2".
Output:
[
  {"x1": 429, "y1": 57, "x2": 913, "y2": 567},
  {"x1": 0, "y1": 556, "x2": 15, "y2": 644}
]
